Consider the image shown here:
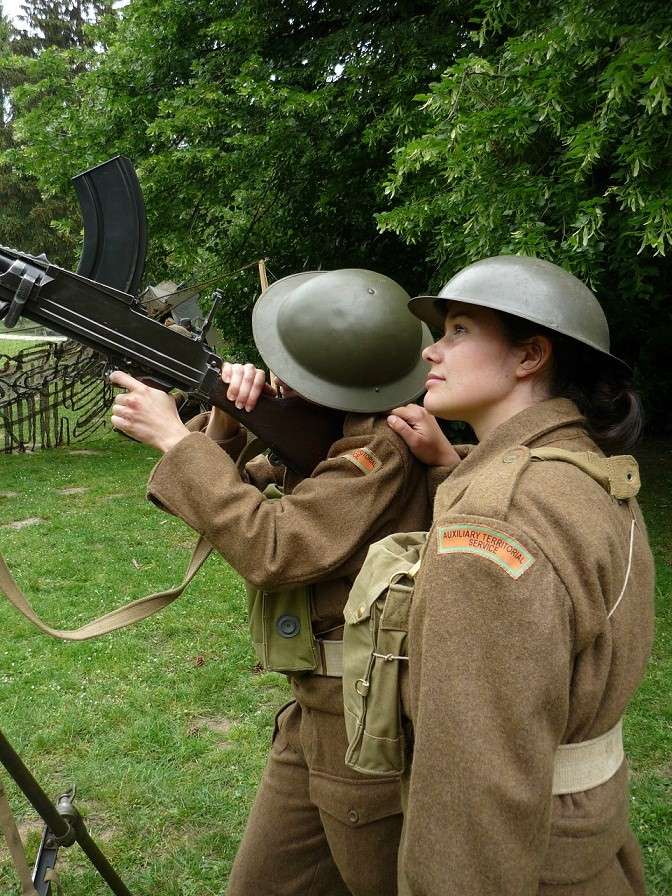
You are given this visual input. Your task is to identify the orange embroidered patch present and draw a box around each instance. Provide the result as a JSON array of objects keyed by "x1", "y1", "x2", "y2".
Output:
[
  {"x1": 437, "y1": 524, "x2": 535, "y2": 579},
  {"x1": 344, "y1": 447, "x2": 382, "y2": 475}
]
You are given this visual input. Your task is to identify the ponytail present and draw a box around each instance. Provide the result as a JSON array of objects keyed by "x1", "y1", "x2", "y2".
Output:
[{"x1": 498, "y1": 314, "x2": 644, "y2": 453}]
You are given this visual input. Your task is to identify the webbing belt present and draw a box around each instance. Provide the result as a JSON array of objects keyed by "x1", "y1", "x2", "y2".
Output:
[
  {"x1": 314, "y1": 641, "x2": 623, "y2": 794},
  {"x1": 552, "y1": 719, "x2": 624, "y2": 795},
  {"x1": 314, "y1": 639, "x2": 344, "y2": 677},
  {"x1": 0, "y1": 538, "x2": 212, "y2": 640}
]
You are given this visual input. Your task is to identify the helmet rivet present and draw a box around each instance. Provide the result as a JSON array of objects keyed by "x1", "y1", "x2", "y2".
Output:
[{"x1": 367, "y1": 288, "x2": 375, "y2": 294}]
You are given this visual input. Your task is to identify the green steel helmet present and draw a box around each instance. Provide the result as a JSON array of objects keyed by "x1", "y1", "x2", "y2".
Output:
[
  {"x1": 409, "y1": 255, "x2": 629, "y2": 372},
  {"x1": 252, "y1": 269, "x2": 433, "y2": 413}
]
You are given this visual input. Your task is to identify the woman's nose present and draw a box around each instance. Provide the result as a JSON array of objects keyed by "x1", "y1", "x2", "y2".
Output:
[{"x1": 422, "y1": 341, "x2": 440, "y2": 363}]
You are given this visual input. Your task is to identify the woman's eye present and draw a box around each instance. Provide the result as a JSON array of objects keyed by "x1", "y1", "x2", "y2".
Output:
[{"x1": 453, "y1": 323, "x2": 466, "y2": 335}]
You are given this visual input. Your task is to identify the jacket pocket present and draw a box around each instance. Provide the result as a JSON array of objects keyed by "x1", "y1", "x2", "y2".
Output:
[
  {"x1": 308, "y1": 770, "x2": 402, "y2": 827},
  {"x1": 540, "y1": 764, "x2": 631, "y2": 884}
]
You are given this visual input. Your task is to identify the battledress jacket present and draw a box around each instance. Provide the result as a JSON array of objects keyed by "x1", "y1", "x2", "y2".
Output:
[
  {"x1": 146, "y1": 411, "x2": 430, "y2": 712},
  {"x1": 399, "y1": 398, "x2": 655, "y2": 896}
]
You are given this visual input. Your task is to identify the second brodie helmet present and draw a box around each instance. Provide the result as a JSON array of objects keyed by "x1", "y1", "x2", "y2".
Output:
[
  {"x1": 252, "y1": 269, "x2": 433, "y2": 413},
  {"x1": 408, "y1": 255, "x2": 629, "y2": 373}
]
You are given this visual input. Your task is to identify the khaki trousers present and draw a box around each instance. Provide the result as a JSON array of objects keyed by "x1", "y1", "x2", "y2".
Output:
[{"x1": 227, "y1": 699, "x2": 403, "y2": 896}]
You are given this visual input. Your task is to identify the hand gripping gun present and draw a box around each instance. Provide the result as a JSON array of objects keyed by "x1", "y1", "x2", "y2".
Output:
[
  {"x1": 0, "y1": 156, "x2": 344, "y2": 476},
  {"x1": 0, "y1": 158, "x2": 344, "y2": 895}
]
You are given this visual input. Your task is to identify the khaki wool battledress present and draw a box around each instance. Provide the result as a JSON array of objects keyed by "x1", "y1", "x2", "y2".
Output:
[
  {"x1": 398, "y1": 399, "x2": 655, "y2": 896},
  {"x1": 146, "y1": 412, "x2": 430, "y2": 896}
]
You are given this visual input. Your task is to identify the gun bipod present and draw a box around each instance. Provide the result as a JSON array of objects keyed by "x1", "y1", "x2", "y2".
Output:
[{"x1": 0, "y1": 727, "x2": 133, "y2": 895}]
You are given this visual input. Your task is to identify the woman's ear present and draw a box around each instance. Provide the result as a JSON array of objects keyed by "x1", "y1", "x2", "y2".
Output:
[{"x1": 516, "y1": 335, "x2": 553, "y2": 380}]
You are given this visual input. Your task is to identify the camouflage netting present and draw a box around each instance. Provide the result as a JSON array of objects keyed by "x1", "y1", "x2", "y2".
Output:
[{"x1": 0, "y1": 340, "x2": 112, "y2": 453}]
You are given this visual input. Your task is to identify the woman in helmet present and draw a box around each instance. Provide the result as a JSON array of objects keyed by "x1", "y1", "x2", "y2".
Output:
[
  {"x1": 386, "y1": 256, "x2": 654, "y2": 895},
  {"x1": 109, "y1": 269, "x2": 433, "y2": 896}
]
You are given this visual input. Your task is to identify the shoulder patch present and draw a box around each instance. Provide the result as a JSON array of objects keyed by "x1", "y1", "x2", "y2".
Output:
[
  {"x1": 343, "y1": 447, "x2": 382, "y2": 475},
  {"x1": 437, "y1": 524, "x2": 535, "y2": 579}
]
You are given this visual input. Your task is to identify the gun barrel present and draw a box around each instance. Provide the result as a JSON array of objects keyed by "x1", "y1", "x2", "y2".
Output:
[
  {"x1": 0, "y1": 250, "x2": 214, "y2": 391},
  {"x1": 0, "y1": 248, "x2": 344, "y2": 475}
]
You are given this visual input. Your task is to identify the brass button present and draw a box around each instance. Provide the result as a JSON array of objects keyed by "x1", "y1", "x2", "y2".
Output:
[
  {"x1": 357, "y1": 604, "x2": 366, "y2": 618},
  {"x1": 348, "y1": 809, "x2": 359, "y2": 824}
]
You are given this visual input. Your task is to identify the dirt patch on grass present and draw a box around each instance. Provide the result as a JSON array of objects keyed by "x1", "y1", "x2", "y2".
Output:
[
  {"x1": 3, "y1": 517, "x2": 45, "y2": 529},
  {"x1": 56, "y1": 487, "x2": 89, "y2": 496},
  {"x1": 0, "y1": 818, "x2": 43, "y2": 861},
  {"x1": 658, "y1": 760, "x2": 672, "y2": 780},
  {"x1": 187, "y1": 716, "x2": 235, "y2": 743},
  {"x1": 0, "y1": 491, "x2": 18, "y2": 499},
  {"x1": 67, "y1": 450, "x2": 103, "y2": 456}
]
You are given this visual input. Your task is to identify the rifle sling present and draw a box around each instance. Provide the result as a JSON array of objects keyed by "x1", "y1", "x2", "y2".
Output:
[
  {"x1": 0, "y1": 536, "x2": 212, "y2": 641},
  {"x1": 0, "y1": 439, "x2": 272, "y2": 641},
  {"x1": 0, "y1": 777, "x2": 39, "y2": 896}
]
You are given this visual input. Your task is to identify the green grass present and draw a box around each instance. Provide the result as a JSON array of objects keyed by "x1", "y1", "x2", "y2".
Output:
[
  {"x1": 0, "y1": 436, "x2": 290, "y2": 894},
  {"x1": 0, "y1": 339, "x2": 41, "y2": 357},
  {"x1": 0, "y1": 437, "x2": 669, "y2": 894},
  {"x1": 624, "y1": 442, "x2": 672, "y2": 891}
]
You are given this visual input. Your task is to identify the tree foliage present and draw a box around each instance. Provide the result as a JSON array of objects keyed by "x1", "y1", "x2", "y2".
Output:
[
  {"x1": 0, "y1": 0, "x2": 112, "y2": 260},
  {"x1": 378, "y1": 0, "x2": 672, "y2": 423},
  {"x1": 2, "y1": 0, "x2": 671, "y2": 423},
  {"x1": 5, "y1": 0, "x2": 470, "y2": 355}
]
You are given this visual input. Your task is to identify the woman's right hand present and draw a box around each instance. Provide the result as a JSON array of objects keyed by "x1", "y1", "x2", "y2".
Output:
[
  {"x1": 207, "y1": 362, "x2": 275, "y2": 440},
  {"x1": 221, "y1": 361, "x2": 273, "y2": 412},
  {"x1": 387, "y1": 404, "x2": 461, "y2": 467}
]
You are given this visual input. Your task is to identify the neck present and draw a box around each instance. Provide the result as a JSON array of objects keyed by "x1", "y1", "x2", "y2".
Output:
[{"x1": 469, "y1": 386, "x2": 549, "y2": 442}]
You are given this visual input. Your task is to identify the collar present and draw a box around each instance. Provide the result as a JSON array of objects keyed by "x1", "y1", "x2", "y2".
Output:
[{"x1": 438, "y1": 398, "x2": 587, "y2": 506}]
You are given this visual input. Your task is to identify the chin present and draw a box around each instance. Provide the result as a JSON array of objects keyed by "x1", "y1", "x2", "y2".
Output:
[
  {"x1": 423, "y1": 393, "x2": 463, "y2": 423},
  {"x1": 423, "y1": 390, "x2": 447, "y2": 416}
]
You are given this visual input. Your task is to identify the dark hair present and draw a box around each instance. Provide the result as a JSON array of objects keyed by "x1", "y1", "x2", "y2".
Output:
[{"x1": 497, "y1": 312, "x2": 644, "y2": 453}]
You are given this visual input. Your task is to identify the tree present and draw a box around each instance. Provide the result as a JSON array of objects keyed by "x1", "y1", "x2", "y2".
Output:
[
  {"x1": 0, "y1": 0, "x2": 114, "y2": 262},
  {"x1": 12, "y1": 1, "x2": 113, "y2": 54},
  {"x1": 378, "y1": 0, "x2": 672, "y2": 426},
  {"x1": 5, "y1": 0, "x2": 471, "y2": 355}
]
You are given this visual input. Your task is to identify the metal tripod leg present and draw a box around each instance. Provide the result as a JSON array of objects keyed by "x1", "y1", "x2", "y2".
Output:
[{"x1": 0, "y1": 728, "x2": 133, "y2": 896}]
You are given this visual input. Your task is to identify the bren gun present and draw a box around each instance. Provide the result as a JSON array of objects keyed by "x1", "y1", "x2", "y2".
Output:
[
  {"x1": 0, "y1": 157, "x2": 344, "y2": 896},
  {"x1": 0, "y1": 156, "x2": 345, "y2": 476}
]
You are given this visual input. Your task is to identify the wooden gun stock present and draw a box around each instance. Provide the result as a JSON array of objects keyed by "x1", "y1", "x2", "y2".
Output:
[{"x1": 204, "y1": 376, "x2": 345, "y2": 474}]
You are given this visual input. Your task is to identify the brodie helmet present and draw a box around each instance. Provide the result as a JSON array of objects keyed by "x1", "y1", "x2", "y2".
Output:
[
  {"x1": 408, "y1": 255, "x2": 629, "y2": 372},
  {"x1": 252, "y1": 268, "x2": 433, "y2": 413}
]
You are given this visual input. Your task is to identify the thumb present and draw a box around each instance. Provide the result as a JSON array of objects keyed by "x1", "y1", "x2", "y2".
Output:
[{"x1": 387, "y1": 414, "x2": 422, "y2": 450}]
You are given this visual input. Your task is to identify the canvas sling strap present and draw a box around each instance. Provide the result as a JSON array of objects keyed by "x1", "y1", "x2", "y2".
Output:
[
  {"x1": 0, "y1": 535, "x2": 212, "y2": 641},
  {"x1": 0, "y1": 776, "x2": 39, "y2": 896},
  {"x1": 0, "y1": 436, "x2": 276, "y2": 642}
]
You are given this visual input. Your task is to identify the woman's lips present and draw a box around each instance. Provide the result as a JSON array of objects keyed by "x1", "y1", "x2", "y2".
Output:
[{"x1": 425, "y1": 375, "x2": 444, "y2": 386}]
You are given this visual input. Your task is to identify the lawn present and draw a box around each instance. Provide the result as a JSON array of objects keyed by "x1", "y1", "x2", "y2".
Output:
[
  {"x1": 0, "y1": 433, "x2": 290, "y2": 895},
  {"x1": 0, "y1": 435, "x2": 670, "y2": 894}
]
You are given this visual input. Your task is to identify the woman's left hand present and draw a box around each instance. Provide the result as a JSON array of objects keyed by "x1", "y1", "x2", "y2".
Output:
[
  {"x1": 108, "y1": 370, "x2": 190, "y2": 453},
  {"x1": 387, "y1": 403, "x2": 461, "y2": 467}
]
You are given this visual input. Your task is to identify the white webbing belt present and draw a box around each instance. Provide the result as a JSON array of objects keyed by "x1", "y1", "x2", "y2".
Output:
[
  {"x1": 552, "y1": 719, "x2": 624, "y2": 795},
  {"x1": 314, "y1": 643, "x2": 623, "y2": 794},
  {"x1": 314, "y1": 639, "x2": 344, "y2": 678}
]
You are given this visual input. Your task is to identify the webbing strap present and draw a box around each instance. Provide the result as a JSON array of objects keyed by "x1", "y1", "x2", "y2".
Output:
[
  {"x1": 0, "y1": 536, "x2": 212, "y2": 641},
  {"x1": 552, "y1": 720, "x2": 624, "y2": 795},
  {"x1": 0, "y1": 776, "x2": 39, "y2": 896},
  {"x1": 314, "y1": 639, "x2": 344, "y2": 678}
]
